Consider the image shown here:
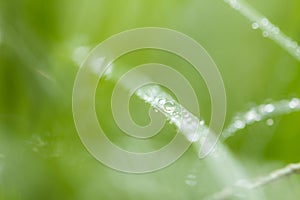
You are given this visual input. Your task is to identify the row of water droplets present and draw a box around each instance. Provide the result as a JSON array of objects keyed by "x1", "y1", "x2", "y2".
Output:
[
  {"x1": 185, "y1": 173, "x2": 198, "y2": 187},
  {"x1": 70, "y1": 52, "x2": 268, "y2": 197},
  {"x1": 137, "y1": 83, "x2": 300, "y2": 145},
  {"x1": 71, "y1": 45, "x2": 295, "y2": 195},
  {"x1": 135, "y1": 84, "x2": 257, "y2": 190},
  {"x1": 223, "y1": 0, "x2": 300, "y2": 61},
  {"x1": 223, "y1": 98, "x2": 300, "y2": 139},
  {"x1": 71, "y1": 46, "x2": 210, "y2": 144},
  {"x1": 136, "y1": 85, "x2": 208, "y2": 143}
]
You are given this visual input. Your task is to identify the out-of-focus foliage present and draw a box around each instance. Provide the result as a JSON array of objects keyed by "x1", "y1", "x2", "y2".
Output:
[{"x1": 0, "y1": 0, "x2": 300, "y2": 199}]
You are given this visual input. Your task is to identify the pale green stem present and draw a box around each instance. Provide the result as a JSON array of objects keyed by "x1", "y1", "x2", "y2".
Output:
[{"x1": 223, "y1": 0, "x2": 300, "y2": 62}]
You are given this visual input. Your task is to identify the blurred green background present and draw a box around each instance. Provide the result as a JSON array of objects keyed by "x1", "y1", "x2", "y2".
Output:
[{"x1": 0, "y1": 0, "x2": 300, "y2": 199}]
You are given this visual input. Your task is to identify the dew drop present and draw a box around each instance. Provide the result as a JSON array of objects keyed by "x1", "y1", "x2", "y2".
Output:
[
  {"x1": 261, "y1": 18, "x2": 269, "y2": 26},
  {"x1": 187, "y1": 133, "x2": 200, "y2": 142},
  {"x1": 90, "y1": 57, "x2": 105, "y2": 75},
  {"x1": 153, "y1": 108, "x2": 158, "y2": 113},
  {"x1": 262, "y1": 31, "x2": 269, "y2": 38},
  {"x1": 199, "y1": 120, "x2": 205, "y2": 126},
  {"x1": 72, "y1": 46, "x2": 90, "y2": 66},
  {"x1": 187, "y1": 174, "x2": 196, "y2": 179},
  {"x1": 272, "y1": 27, "x2": 280, "y2": 34},
  {"x1": 266, "y1": 118, "x2": 274, "y2": 126},
  {"x1": 264, "y1": 104, "x2": 275, "y2": 113},
  {"x1": 291, "y1": 42, "x2": 298, "y2": 49},
  {"x1": 232, "y1": 3, "x2": 241, "y2": 10},
  {"x1": 252, "y1": 23, "x2": 259, "y2": 30},
  {"x1": 289, "y1": 98, "x2": 300, "y2": 109},
  {"x1": 186, "y1": 117, "x2": 193, "y2": 122},
  {"x1": 234, "y1": 120, "x2": 245, "y2": 129},
  {"x1": 158, "y1": 99, "x2": 166, "y2": 106},
  {"x1": 163, "y1": 101, "x2": 176, "y2": 113},
  {"x1": 185, "y1": 174, "x2": 197, "y2": 186},
  {"x1": 145, "y1": 96, "x2": 154, "y2": 103},
  {"x1": 245, "y1": 110, "x2": 261, "y2": 122}
]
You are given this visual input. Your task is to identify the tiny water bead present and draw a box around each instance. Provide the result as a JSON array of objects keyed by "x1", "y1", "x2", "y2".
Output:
[
  {"x1": 223, "y1": 98, "x2": 300, "y2": 139},
  {"x1": 224, "y1": 0, "x2": 300, "y2": 61},
  {"x1": 256, "y1": 17, "x2": 280, "y2": 39},
  {"x1": 72, "y1": 46, "x2": 91, "y2": 66},
  {"x1": 199, "y1": 120, "x2": 205, "y2": 126},
  {"x1": 136, "y1": 85, "x2": 209, "y2": 143},
  {"x1": 224, "y1": 0, "x2": 241, "y2": 10},
  {"x1": 261, "y1": 18, "x2": 269, "y2": 26},
  {"x1": 187, "y1": 133, "x2": 201, "y2": 143},
  {"x1": 182, "y1": 110, "x2": 190, "y2": 118},
  {"x1": 158, "y1": 98, "x2": 166, "y2": 106},
  {"x1": 222, "y1": 98, "x2": 300, "y2": 139},
  {"x1": 252, "y1": 23, "x2": 259, "y2": 30},
  {"x1": 185, "y1": 174, "x2": 197, "y2": 186},
  {"x1": 262, "y1": 31, "x2": 269, "y2": 38},
  {"x1": 245, "y1": 110, "x2": 261, "y2": 122},
  {"x1": 234, "y1": 120, "x2": 246, "y2": 129},
  {"x1": 163, "y1": 101, "x2": 176, "y2": 113},
  {"x1": 90, "y1": 57, "x2": 106, "y2": 75},
  {"x1": 262, "y1": 104, "x2": 275, "y2": 113},
  {"x1": 289, "y1": 98, "x2": 300, "y2": 109},
  {"x1": 266, "y1": 118, "x2": 274, "y2": 126},
  {"x1": 136, "y1": 86, "x2": 161, "y2": 104}
]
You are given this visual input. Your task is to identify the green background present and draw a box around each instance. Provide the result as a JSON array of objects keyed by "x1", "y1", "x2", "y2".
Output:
[{"x1": 0, "y1": 0, "x2": 300, "y2": 199}]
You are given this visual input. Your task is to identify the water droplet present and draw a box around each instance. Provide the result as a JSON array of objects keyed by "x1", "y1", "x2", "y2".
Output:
[
  {"x1": 234, "y1": 120, "x2": 245, "y2": 129},
  {"x1": 181, "y1": 109, "x2": 189, "y2": 118},
  {"x1": 289, "y1": 98, "x2": 300, "y2": 109},
  {"x1": 245, "y1": 110, "x2": 261, "y2": 122},
  {"x1": 185, "y1": 179, "x2": 197, "y2": 186},
  {"x1": 186, "y1": 117, "x2": 192, "y2": 122},
  {"x1": 187, "y1": 133, "x2": 200, "y2": 142},
  {"x1": 264, "y1": 104, "x2": 275, "y2": 113},
  {"x1": 232, "y1": 3, "x2": 241, "y2": 10},
  {"x1": 252, "y1": 23, "x2": 259, "y2": 30},
  {"x1": 72, "y1": 46, "x2": 90, "y2": 66},
  {"x1": 259, "y1": 104, "x2": 275, "y2": 114},
  {"x1": 188, "y1": 174, "x2": 196, "y2": 179},
  {"x1": 236, "y1": 179, "x2": 252, "y2": 189},
  {"x1": 262, "y1": 31, "x2": 269, "y2": 38},
  {"x1": 261, "y1": 18, "x2": 269, "y2": 26},
  {"x1": 158, "y1": 99, "x2": 166, "y2": 106},
  {"x1": 163, "y1": 101, "x2": 176, "y2": 113},
  {"x1": 90, "y1": 57, "x2": 105, "y2": 75},
  {"x1": 185, "y1": 174, "x2": 197, "y2": 186},
  {"x1": 272, "y1": 27, "x2": 280, "y2": 34},
  {"x1": 285, "y1": 39, "x2": 292, "y2": 47},
  {"x1": 104, "y1": 66, "x2": 113, "y2": 79},
  {"x1": 266, "y1": 118, "x2": 274, "y2": 126},
  {"x1": 199, "y1": 120, "x2": 205, "y2": 126},
  {"x1": 291, "y1": 42, "x2": 298, "y2": 49},
  {"x1": 145, "y1": 96, "x2": 154, "y2": 103},
  {"x1": 153, "y1": 108, "x2": 158, "y2": 113}
]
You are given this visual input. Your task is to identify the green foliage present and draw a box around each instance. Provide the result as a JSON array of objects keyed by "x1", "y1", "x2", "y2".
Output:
[{"x1": 0, "y1": 0, "x2": 300, "y2": 199}]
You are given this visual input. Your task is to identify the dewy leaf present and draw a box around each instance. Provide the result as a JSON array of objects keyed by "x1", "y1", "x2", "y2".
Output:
[{"x1": 223, "y1": 0, "x2": 300, "y2": 62}]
